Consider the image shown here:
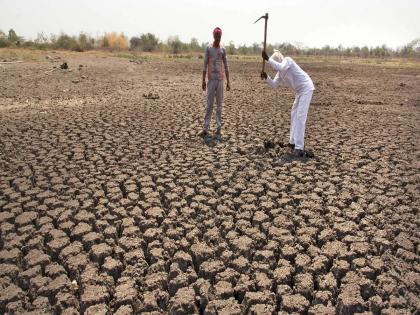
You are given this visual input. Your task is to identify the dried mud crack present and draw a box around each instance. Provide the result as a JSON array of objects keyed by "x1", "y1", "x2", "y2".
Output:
[{"x1": 0, "y1": 54, "x2": 419, "y2": 314}]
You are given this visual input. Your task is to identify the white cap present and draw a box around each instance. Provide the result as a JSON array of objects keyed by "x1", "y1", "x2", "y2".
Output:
[{"x1": 271, "y1": 49, "x2": 284, "y2": 62}]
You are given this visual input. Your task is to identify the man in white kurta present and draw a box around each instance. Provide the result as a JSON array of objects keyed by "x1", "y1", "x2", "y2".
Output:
[{"x1": 261, "y1": 50, "x2": 314, "y2": 157}]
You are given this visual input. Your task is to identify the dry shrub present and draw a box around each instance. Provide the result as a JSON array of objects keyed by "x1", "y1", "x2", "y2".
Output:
[{"x1": 102, "y1": 32, "x2": 128, "y2": 50}]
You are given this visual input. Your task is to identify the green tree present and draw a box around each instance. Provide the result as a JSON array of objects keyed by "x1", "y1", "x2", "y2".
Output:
[
  {"x1": 266, "y1": 43, "x2": 274, "y2": 54},
  {"x1": 102, "y1": 36, "x2": 109, "y2": 48},
  {"x1": 78, "y1": 32, "x2": 95, "y2": 50},
  {"x1": 352, "y1": 46, "x2": 361, "y2": 57},
  {"x1": 408, "y1": 38, "x2": 420, "y2": 51},
  {"x1": 168, "y1": 35, "x2": 182, "y2": 54},
  {"x1": 402, "y1": 38, "x2": 420, "y2": 57},
  {"x1": 33, "y1": 32, "x2": 49, "y2": 49},
  {"x1": 200, "y1": 41, "x2": 209, "y2": 51},
  {"x1": 0, "y1": 30, "x2": 9, "y2": 47},
  {"x1": 139, "y1": 33, "x2": 159, "y2": 52},
  {"x1": 35, "y1": 32, "x2": 48, "y2": 44},
  {"x1": 55, "y1": 33, "x2": 80, "y2": 51},
  {"x1": 321, "y1": 45, "x2": 331, "y2": 56},
  {"x1": 8, "y1": 29, "x2": 18, "y2": 43},
  {"x1": 189, "y1": 37, "x2": 201, "y2": 52},
  {"x1": 237, "y1": 44, "x2": 248, "y2": 55},
  {"x1": 361, "y1": 46, "x2": 370, "y2": 58},
  {"x1": 129, "y1": 36, "x2": 141, "y2": 50},
  {"x1": 251, "y1": 43, "x2": 260, "y2": 54},
  {"x1": 226, "y1": 41, "x2": 236, "y2": 55}
]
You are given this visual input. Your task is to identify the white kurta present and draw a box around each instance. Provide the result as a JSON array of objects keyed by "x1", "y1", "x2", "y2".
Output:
[
  {"x1": 265, "y1": 56, "x2": 314, "y2": 150},
  {"x1": 266, "y1": 56, "x2": 314, "y2": 93}
]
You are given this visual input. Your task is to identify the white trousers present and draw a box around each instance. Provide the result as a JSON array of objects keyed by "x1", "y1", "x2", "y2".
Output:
[
  {"x1": 290, "y1": 90, "x2": 313, "y2": 150},
  {"x1": 204, "y1": 79, "x2": 224, "y2": 130}
]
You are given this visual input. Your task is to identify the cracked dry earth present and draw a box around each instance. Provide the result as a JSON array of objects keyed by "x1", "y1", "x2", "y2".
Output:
[{"x1": 0, "y1": 53, "x2": 419, "y2": 315}]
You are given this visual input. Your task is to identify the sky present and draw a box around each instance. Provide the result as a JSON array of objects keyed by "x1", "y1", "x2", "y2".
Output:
[{"x1": 1, "y1": 0, "x2": 419, "y2": 49}]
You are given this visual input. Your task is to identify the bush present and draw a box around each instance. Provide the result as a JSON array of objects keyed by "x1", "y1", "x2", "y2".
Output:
[
  {"x1": 8, "y1": 29, "x2": 19, "y2": 43},
  {"x1": 31, "y1": 32, "x2": 51, "y2": 50},
  {"x1": 0, "y1": 27, "x2": 418, "y2": 58},
  {"x1": 54, "y1": 33, "x2": 80, "y2": 51},
  {"x1": 129, "y1": 37, "x2": 141, "y2": 50},
  {"x1": 130, "y1": 33, "x2": 159, "y2": 52},
  {"x1": 22, "y1": 41, "x2": 35, "y2": 48},
  {"x1": 189, "y1": 38, "x2": 202, "y2": 52},
  {"x1": 141, "y1": 33, "x2": 159, "y2": 52},
  {"x1": 226, "y1": 41, "x2": 236, "y2": 55},
  {"x1": 78, "y1": 33, "x2": 95, "y2": 51},
  {"x1": 0, "y1": 30, "x2": 9, "y2": 47},
  {"x1": 168, "y1": 35, "x2": 182, "y2": 54},
  {"x1": 101, "y1": 32, "x2": 128, "y2": 50}
]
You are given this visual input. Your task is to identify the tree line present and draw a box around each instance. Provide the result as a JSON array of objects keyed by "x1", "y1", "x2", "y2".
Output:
[{"x1": 1, "y1": 29, "x2": 419, "y2": 58}]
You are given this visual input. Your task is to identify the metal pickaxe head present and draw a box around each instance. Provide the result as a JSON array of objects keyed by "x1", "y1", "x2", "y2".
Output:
[
  {"x1": 254, "y1": 13, "x2": 268, "y2": 24},
  {"x1": 254, "y1": 13, "x2": 269, "y2": 74}
]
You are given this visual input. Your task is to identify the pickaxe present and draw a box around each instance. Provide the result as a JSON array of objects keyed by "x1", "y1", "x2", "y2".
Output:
[{"x1": 254, "y1": 13, "x2": 269, "y2": 73}]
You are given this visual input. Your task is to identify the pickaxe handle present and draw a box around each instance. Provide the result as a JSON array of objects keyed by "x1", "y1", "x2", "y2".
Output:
[
  {"x1": 262, "y1": 14, "x2": 268, "y2": 72},
  {"x1": 254, "y1": 13, "x2": 269, "y2": 73}
]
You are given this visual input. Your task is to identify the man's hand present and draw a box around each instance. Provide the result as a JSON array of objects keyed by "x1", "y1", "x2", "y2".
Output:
[
  {"x1": 262, "y1": 50, "x2": 269, "y2": 61},
  {"x1": 260, "y1": 71, "x2": 267, "y2": 80},
  {"x1": 202, "y1": 81, "x2": 206, "y2": 91},
  {"x1": 226, "y1": 82, "x2": 231, "y2": 91}
]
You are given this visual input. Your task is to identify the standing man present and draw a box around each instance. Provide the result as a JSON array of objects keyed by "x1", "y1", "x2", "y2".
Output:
[
  {"x1": 198, "y1": 27, "x2": 230, "y2": 138},
  {"x1": 261, "y1": 50, "x2": 314, "y2": 157}
]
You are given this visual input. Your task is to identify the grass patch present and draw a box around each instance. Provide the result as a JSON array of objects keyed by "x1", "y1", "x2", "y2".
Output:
[
  {"x1": 114, "y1": 52, "x2": 137, "y2": 59},
  {"x1": 113, "y1": 51, "x2": 159, "y2": 62},
  {"x1": 0, "y1": 47, "x2": 45, "y2": 62}
]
